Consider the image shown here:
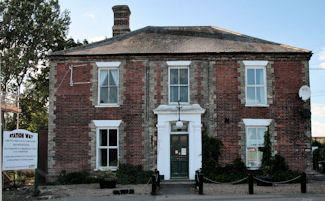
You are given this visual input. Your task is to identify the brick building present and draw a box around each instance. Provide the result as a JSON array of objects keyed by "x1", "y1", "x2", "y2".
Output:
[{"x1": 47, "y1": 5, "x2": 312, "y2": 182}]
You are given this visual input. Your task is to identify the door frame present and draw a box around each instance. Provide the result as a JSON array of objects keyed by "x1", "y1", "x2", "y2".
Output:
[{"x1": 170, "y1": 134, "x2": 189, "y2": 178}]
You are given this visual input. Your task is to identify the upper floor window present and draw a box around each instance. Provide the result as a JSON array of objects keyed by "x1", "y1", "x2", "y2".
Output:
[
  {"x1": 96, "y1": 62, "x2": 120, "y2": 107},
  {"x1": 169, "y1": 67, "x2": 189, "y2": 103},
  {"x1": 244, "y1": 61, "x2": 268, "y2": 106}
]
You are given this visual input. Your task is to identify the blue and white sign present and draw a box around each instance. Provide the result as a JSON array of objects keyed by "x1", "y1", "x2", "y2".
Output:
[{"x1": 2, "y1": 129, "x2": 38, "y2": 170}]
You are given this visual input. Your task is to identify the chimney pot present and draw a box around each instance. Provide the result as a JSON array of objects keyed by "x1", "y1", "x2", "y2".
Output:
[{"x1": 112, "y1": 5, "x2": 131, "y2": 37}]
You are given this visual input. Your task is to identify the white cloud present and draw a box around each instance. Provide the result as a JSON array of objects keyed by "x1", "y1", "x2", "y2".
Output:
[
  {"x1": 84, "y1": 12, "x2": 95, "y2": 19},
  {"x1": 319, "y1": 48, "x2": 325, "y2": 61},
  {"x1": 312, "y1": 120, "x2": 325, "y2": 137},
  {"x1": 89, "y1": 36, "x2": 106, "y2": 43},
  {"x1": 320, "y1": 62, "x2": 325, "y2": 69},
  {"x1": 312, "y1": 104, "x2": 325, "y2": 118}
]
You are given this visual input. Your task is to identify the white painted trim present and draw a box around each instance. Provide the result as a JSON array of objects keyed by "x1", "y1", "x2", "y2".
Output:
[
  {"x1": 96, "y1": 62, "x2": 121, "y2": 67},
  {"x1": 95, "y1": 104, "x2": 120, "y2": 108},
  {"x1": 243, "y1": 60, "x2": 268, "y2": 66},
  {"x1": 167, "y1": 61, "x2": 191, "y2": 66},
  {"x1": 243, "y1": 118, "x2": 272, "y2": 126},
  {"x1": 93, "y1": 120, "x2": 122, "y2": 127},
  {"x1": 153, "y1": 104, "x2": 205, "y2": 114}
]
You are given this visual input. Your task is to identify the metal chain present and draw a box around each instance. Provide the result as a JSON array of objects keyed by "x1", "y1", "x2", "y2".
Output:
[
  {"x1": 146, "y1": 177, "x2": 152, "y2": 185},
  {"x1": 253, "y1": 175, "x2": 301, "y2": 185},
  {"x1": 204, "y1": 176, "x2": 248, "y2": 184}
]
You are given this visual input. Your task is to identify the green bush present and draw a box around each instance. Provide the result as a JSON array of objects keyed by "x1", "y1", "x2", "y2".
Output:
[
  {"x1": 258, "y1": 154, "x2": 300, "y2": 182},
  {"x1": 212, "y1": 158, "x2": 248, "y2": 183},
  {"x1": 202, "y1": 133, "x2": 222, "y2": 179},
  {"x1": 56, "y1": 170, "x2": 116, "y2": 185},
  {"x1": 116, "y1": 163, "x2": 153, "y2": 184},
  {"x1": 56, "y1": 170, "x2": 92, "y2": 185}
]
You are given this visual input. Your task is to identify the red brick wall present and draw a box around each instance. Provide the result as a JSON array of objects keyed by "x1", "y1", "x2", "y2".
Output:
[
  {"x1": 210, "y1": 59, "x2": 310, "y2": 170},
  {"x1": 53, "y1": 61, "x2": 146, "y2": 173},
  {"x1": 54, "y1": 63, "x2": 93, "y2": 173},
  {"x1": 50, "y1": 54, "x2": 310, "y2": 174}
]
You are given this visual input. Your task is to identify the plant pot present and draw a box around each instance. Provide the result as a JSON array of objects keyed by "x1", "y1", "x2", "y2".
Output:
[{"x1": 99, "y1": 178, "x2": 117, "y2": 189}]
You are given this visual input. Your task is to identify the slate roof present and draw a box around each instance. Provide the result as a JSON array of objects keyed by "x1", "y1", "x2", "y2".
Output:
[{"x1": 50, "y1": 26, "x2": 311, "y2": 56}]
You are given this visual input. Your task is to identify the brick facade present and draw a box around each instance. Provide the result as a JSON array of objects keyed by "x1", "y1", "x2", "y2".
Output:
[{"x1": 48, "y1": 53, "x2": 311, "y2": 181}]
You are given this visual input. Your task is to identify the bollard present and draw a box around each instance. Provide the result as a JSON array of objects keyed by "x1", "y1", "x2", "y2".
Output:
[
  {"x1": 199, "y1": 172, "x2": 203, "y2": 195},
  {"x1": 248, "y1": 174, "x2": 254, "y2": 194},
  {"x1": 151, "y1": 174, "x2": 156, "y2": 195},
  {"x1": 156, "y1": 170, "x2": 160, "y2": 187},
  {"x1": 301, "y1": 172, "x2": 307, "y2": 193}
]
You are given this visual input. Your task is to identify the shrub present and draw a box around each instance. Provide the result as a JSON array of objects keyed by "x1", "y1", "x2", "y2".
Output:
[
  {"x1": 116, "y1": 163, "x2": 153, "y2": 184},
  {"x1": 56, "y1": 170, "x2": 116, "y2": 185},
  {"x1": 202, "y1": 133, "x2": 222, "y2": 179},
  {"x1": 56, "y1": 170, "x2": 92, "y2": 185},
  {"x1": 258, "y1": 154, "x2": 300, "y2": 182}
]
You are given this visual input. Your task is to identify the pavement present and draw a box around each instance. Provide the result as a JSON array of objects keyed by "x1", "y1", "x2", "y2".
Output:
[{"x1": 3, "y1": 177, "x2": 325, "y2": 201}]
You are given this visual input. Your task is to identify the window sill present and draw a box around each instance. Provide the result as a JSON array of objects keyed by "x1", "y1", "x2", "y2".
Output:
[
  {"x1": 168, "y1": 102, "x2": 190, "y2": 105},
  {"x1": 95, "y1": 104, "x2": 120, "y2": 108},
  {"x1": 247, "y1": 167, "x2": 260, "y2": 170},
  {"x1": 95, "y1": 166, "x2": 118, "y2": 171},
  {"x1": 245, "y1": 104, "x2": 269, "y2": 108}
]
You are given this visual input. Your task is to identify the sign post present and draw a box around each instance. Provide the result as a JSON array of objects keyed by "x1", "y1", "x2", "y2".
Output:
[{"x1": 34, "y1": 128, "x2": 39, "y2": 195}]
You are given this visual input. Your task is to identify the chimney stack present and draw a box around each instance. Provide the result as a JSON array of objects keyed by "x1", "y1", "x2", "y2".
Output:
[{"x1": 112, "y1": 5, "x2": 131, "y2": 37}]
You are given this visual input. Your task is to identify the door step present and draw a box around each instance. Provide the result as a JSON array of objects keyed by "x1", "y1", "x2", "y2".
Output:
[{"x1": 161, "y1": 179, "x2": 194, "y2": 185}]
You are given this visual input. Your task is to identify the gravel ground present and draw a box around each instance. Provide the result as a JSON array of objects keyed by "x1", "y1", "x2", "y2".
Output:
[{"x1": 3, "y1": 180, "x2": 325, "y2": 200}]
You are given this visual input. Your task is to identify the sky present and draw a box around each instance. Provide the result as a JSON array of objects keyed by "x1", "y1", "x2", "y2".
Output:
[{"x1": 59, "y1": 0, "x2": 325, "y2": 137}]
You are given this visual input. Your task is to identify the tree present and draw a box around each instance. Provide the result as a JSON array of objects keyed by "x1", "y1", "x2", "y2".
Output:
[
  {"x1": 17, "y1": 38, "x2": 87, "y2": 132},
  {"x1": 261, "y1": 128, "x2": 272, "y2": 167},
  {"x1": 0, "y1": 0, "x2": 70, "y2": 130}
]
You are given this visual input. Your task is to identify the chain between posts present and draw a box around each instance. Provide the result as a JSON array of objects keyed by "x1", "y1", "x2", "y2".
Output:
[
  {"x1": 204, "y1": 176, "x2": 248, "y2": 184},
  {"x1": 253, "y1": 175, "x2": 301, "y2": 185}
]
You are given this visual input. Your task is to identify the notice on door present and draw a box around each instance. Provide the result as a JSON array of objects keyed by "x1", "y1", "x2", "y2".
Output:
[
  {"x1": 2, "y1": 129, "x2": 38, "y2": 171},
  {"x1": 181, "y1": 148, "x2": 187, "y2": 155}
]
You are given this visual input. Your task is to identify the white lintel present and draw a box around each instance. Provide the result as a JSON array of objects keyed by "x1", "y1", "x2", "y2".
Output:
[
  {"x1": 93, "y1": 120, "x2": 122, "y2": 127},
  {"x1": 166, "y1": 61, "x2": 191, "y2": 66},
  {"x1": 243, "y1": 118, "x2": 272, "y2": 126},
  {"x1": 243, "y1": 60, "x2": 268, "y2": 66},
  {"x1": 96, "y1": 62, "x2": 121, "y2": 68},
  {"x1": 153, "y1": 104, "x2": 205, "y2": 115}
]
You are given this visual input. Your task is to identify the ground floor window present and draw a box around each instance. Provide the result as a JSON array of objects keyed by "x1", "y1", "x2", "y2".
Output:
[
  {"x1": 97, "y1": 128, "x2": 118, "y2": 170},
  {"x1": 246, "y1": 127, "x2": 267, "y2": 168}
]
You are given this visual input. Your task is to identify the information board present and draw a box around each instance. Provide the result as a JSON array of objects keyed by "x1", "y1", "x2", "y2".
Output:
[{"x1": 2, "y1": 129, "x2": 38, "y2": 170}]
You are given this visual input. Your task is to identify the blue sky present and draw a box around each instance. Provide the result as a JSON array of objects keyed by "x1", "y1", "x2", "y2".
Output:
[{"x1": 59, "y1": 0, "x2": 325, "y2": 136}]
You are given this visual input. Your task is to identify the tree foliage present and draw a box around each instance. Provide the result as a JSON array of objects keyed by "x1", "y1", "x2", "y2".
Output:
[
  {"x1": 0, "y1": 0, "x2": 76, "y2": 131},
  {"x1": 0, "y1": 0, "x2": 70, "y2": 93}
]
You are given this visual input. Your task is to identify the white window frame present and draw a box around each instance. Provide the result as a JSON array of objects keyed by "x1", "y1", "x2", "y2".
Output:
[
  {"x1": 243, "y1": 118, "x2": 271, "y2": 170},
  {"x1": 244, "y1": 61, "x2": 268, "y2": 107},
  {"x1": 94, "y1": 120, "x2": 121, "y2": 171},
  {"x1": 96, "y1": 62, "x2": 120, "y2": 107},
  {"x1": 246, "y1": 126, "x2": 267, "y2": 169},
  {"x1": 168, "y1": 67, "x2": 190, "y2": 104}
]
